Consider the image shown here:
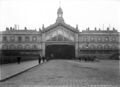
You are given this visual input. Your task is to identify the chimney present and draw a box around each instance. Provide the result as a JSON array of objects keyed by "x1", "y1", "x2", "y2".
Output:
[
  {"x1": 95, "y1": 27, "x2": 97, "y2": 31},
  {"x1": 99, "y1": 28, "x2": 101, "y2": 31},
  {"x1": 10, "y1": 27, "x2": 12, "y2": 30},
  {"x1": 107, "y1": 27, "x2": 109, "y2": 31},
  {"x1": 14, "y1": 24, "x2": 17, "y2": 30},
  {"x1": 88, "y1": 27, "x2": 89, "y2": 31},
  {"x1": 42, "y1": 24, "x2": 44, "y2": 30},
  {"x1": 76, "y1": 24, "x2": 78, "y2": 29},
  {"x1": 24, "y1": 27, "x2": 27, "y2": 30},
  {"x1": 113, "y1": 27, "x2": 116, "y2": 31},
  {"x1": 6, "y1": 27, "x2": 9, "y2": 31}
]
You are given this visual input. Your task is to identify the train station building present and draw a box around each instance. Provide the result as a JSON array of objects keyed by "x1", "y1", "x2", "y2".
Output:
[{"x1": 0, "y1": 7, "x2": 119, "y2": 60}]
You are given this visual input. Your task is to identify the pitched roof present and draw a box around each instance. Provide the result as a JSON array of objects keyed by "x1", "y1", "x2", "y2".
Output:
[{"x1": 42, "y1": 21, "x2": 79, "y2": 33}]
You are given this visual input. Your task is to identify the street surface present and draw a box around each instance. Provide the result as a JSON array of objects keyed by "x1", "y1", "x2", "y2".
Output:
[{"x1": 0, "y1": 59, "x2": 120, "y2": 87}]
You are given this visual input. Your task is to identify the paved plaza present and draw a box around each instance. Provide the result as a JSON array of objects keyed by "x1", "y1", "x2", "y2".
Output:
[{"x1": 0, "y1": 59, "x2": 120, "y2": 87}]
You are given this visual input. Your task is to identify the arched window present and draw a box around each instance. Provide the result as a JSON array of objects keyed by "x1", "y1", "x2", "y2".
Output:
[
  {"x1": 32, "y1": 45, "x2": 37, "y2": 49},
  {"x1": 97, "y1": 45, "x2": 103, "y2": 49},
  {"x1": 109, "y1": 37, "x2": 112, "y2": 42},
  {"x1": 25, "y1": 45, "x2": 30, "y2": 49},
  {"x1": 82, "y1": 44, "x2": 87, "y2": 49},
  {"x1": 90, "y1": 44, "x2": 96, "y2": 50},
  {"x1": 104, "y1": 44, "x2": 109, "y2": 50},
  {"x1": 9, "y1": 45, "x2": 16, "y2": 49},
  {"x1": 17, "y1": 45, "x2": 23, "y2": 49},
  {"x1": 111, "y1": 45, "x2": 117, "y2": 49},
  {"x1": 2, "y1": 45, "x2": 8, "y2": 49}
]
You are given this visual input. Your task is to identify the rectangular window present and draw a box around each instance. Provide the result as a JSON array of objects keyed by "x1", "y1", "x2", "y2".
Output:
[
  {"x1": 25, "y1": 36, "x2": 30, "y2": 42},
  {"x1": 3, "y1": 36, "x2": 7, "y2": 42},
  {"x1": 18, "y1": 36, "x2": 22, "y2": 42}
]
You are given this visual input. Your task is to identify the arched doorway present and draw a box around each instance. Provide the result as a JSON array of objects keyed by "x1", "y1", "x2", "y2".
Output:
[{"x1": 45, "y1": 44, "x2": 75, "y2": 59}]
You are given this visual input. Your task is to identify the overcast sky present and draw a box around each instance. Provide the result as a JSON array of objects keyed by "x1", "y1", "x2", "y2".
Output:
[{"x1": 0, "y1": 0, "x2": 120, "y2": 31}]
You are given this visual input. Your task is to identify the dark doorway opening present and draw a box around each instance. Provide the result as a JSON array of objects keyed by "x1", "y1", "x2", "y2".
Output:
[{"x1": 45, "y1": 45, "x2": 75, "y2": 59}]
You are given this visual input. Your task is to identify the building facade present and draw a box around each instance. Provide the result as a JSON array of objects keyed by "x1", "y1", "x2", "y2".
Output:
[{"x1": 0, "y1": 7, "x2": 119, "y2": 59}]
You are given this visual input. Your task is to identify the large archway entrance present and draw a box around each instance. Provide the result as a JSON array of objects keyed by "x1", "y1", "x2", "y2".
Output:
[{"x1": 45, "y1": 44, "x2": 75, "y2": 59}]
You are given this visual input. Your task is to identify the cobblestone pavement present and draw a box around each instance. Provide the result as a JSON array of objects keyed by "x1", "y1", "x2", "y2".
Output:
[{"x1": 0, "y1": 60, "x2": 120, "y2": 87}]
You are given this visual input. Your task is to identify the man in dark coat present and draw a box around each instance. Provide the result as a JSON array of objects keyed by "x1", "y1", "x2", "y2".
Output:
[
  {"x1": 17, "y1": 56, "x2": 21, "y2": 64},
  {"x1": 42, "y1": 56, "x2": 46, "y2": 63},
  {"x1": 38, "y1": 55, "x2": 41, "y2": 64}
]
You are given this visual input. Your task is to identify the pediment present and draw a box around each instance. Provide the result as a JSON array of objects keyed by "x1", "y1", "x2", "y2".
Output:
[{"x1": 43, "y1": 22, "x2": 79, "y2": 33}]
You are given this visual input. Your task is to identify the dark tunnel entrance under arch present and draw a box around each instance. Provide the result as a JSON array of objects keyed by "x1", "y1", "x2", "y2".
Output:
[{"x1": 45, "y1": 44, "x2": 75, "y2": 60}]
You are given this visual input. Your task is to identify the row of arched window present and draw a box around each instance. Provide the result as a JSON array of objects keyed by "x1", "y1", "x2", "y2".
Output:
[
  {"x1": 80, "y1": 44, "x2": 118, "y2": 50},
  {"x1": 2, "y1": 44, "x2": 38, "y2": 49},
  {"x1": 80, "y1": 36, "x2": 118, "y2": 42}
]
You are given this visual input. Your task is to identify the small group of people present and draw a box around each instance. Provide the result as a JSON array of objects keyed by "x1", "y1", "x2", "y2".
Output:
[
  {"x1": 38, "y1": 55, "x2": 47, "y2": 64},
  {"x1": 16, "y1": 55, "x2": 47, "y2": 65}
]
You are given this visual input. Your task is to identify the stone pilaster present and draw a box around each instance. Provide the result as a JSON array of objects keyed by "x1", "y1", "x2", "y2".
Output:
[
  {"x1": 75, "y1": 34, "x2": 79, "y2": 58},
  {"x1": 75, "y1": 43, "x2": 79, "y2": 58},
  {"x1": 41, "y1": 33, "x2": 46, "y2": 57}
]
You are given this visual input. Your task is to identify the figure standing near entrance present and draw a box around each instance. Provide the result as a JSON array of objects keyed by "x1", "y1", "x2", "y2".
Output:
[
  {"x1": 51, "y1": 54, "x2": 54, "y2": 59},
  {"x1": 42, "y1": 56, "x2": 45, "y2": 62}
]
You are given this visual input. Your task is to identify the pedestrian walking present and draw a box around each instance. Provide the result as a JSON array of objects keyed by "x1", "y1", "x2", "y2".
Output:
[
  {"x1": 43, "y1": 56, "x2": 45, "y2": 62},
  {"x1": 38, "y1": 55, "x2": 41, "y2": 64}
]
